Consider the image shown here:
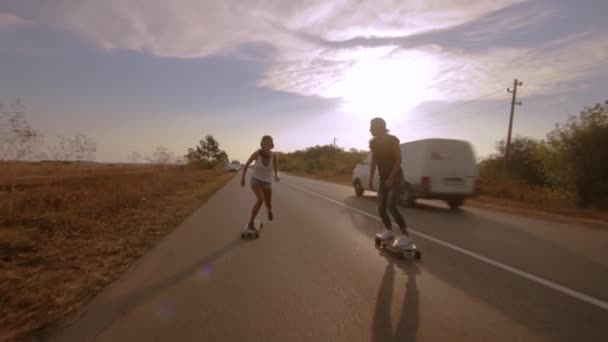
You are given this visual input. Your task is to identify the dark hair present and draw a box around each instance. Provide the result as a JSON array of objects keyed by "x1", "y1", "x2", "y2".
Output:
[
  {"x1": 370, "y1": 117, "x2": 388, "y2": 132},
  {"x1": 258, "y1": 135, "x2": 274, "y2": 158}
]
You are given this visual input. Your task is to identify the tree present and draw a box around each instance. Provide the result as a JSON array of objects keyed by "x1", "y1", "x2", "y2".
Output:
[
  {"x1": 216, "y1": 150, "x2": 229, "y2": 164},
  {"x1": 48, "y1": 134, "x2": 97, "y2": 161},
  {"x1": 128, "y1": 151, "x2": 142, "y2": 163},
  {"x1": 544, "y1": 101, "x2": 608, "y2": 208},
  {"x1": 277, "y1": 144, "x2": 366, "y2": 174},
  {"x1": 0, "y1": 100, "x2": 43, "y2": 221},
  {"x1": 495, "y1": 136, "x2": 547, "y2": 186},
  {"x1": 0, "y1": 100, "x2": 42, "y2": 161},
  {"x1": 146, "y1": 146, "x2": 175, "y2": 165},
  {"x1": 173, "y1": 156, "x2": 187, "y2": 165},
  {"x1": 185, "y1": 134, "x2": 229, "y2": 168}
]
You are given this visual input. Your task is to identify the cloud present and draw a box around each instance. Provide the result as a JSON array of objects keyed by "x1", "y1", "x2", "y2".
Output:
[
  {"x1": 0, "y1": 11, "x2": 29, "y2": 28},
  {"x1": 31, "y1": 0, "x2": 523, "y2": 58},
  {"x1": 461, "y1": 5, "x2": 557, "y2": 42},
  {"x1": 20, "y1": 0, "x2": 608, "y2": 116},
  {"x1": 259, "y1": 32, "x2": 608, "y2": 117}
]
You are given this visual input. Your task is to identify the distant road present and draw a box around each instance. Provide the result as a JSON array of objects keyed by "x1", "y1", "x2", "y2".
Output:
[{"x1": 49, "y1": 174, "x2": 608, "y2": 342}]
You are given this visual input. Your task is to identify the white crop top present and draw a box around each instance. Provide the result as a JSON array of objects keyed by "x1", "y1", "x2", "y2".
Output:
[{"x1": 252, "y1": 152, "x2": 274, "y2": 182}]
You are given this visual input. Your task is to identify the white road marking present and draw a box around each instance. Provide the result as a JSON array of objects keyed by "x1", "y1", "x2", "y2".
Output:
[{"x1": 283, "y1": 180, "x2": 608, "y2": 312}]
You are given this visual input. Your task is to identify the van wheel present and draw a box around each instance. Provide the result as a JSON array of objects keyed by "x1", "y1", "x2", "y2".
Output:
[
  {"x1": 400, "y1": 184, "x2": 416, "y2": 207},
  {"x1": 447, "y1": 198, "x2": 464, "y2": 210},
  {"x1": 354, "y1": 179, "x2": 364, "y2": 196}
]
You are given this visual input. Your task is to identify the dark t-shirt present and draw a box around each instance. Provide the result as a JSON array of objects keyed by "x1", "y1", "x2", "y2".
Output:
[{"x1": 370, "y1": 134, "x2": 403, "y2": 181}]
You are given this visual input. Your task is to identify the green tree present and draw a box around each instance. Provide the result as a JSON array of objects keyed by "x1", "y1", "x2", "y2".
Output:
[
  {"x1": 544, "y1": 101, "x2": 608, "y2": 208},
  {"x1": 216, "y1": 150, "x2": 229, "y2": 165},
  {"x1": 478, "y1": 136, "x2": 547, "y2": 187},
  {"x1": 496, "y1": 136, "x2": 547, "y2": 186},
  {"x1": 185, "y1": 134, "x2": 229, "y2": 168},
  {"x1": 277, "y1": 144, "x2": 366, "y2": 177}
]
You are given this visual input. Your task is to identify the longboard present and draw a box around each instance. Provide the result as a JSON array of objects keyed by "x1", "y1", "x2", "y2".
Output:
[
  {"x1": 241, "y1": 220, "x2": 263, "y2": 239},
  {"x1": 375, "y1": 237, "x2": 421, "y2": 260}
]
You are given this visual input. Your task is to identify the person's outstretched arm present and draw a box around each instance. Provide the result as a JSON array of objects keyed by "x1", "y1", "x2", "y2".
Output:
[
  {"x1": 241, "y1": 152, "x2": 258, "y2": 187},
  {"x1": 369, "y1": 152, "x2": 376, "y2": 190},
  {"x1": 273, "y1": 153, "x2": 280, "y2": 181},
  {"x1": 386, "y1": 139, "x2": 402, "y2": 186}
]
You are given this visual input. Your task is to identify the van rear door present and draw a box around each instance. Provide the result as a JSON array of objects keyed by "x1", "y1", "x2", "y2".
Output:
[{"x1": 426, "y1": 139, "x2": 477, "y2": 195}]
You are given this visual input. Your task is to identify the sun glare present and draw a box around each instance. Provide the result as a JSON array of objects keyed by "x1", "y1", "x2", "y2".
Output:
[{"x1": 325, "y1": 54, "x2": 436, "y2": 119}]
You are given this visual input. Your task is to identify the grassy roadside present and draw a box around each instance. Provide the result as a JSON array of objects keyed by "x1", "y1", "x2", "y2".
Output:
[
  {"x1": 284, "y1": 171, "x2": 608, "y2": 227},
  {"x1": 0, "y1": 166, "x2": 234, "y2": 341},
  {"x1": 466, "y1": 196, "x2": 608, "y2": 227}
]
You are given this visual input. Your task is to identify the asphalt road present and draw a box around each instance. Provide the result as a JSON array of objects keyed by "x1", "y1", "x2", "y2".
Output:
[{"x1": 48, "y1": 174, "x2": 608, "y2": 342}]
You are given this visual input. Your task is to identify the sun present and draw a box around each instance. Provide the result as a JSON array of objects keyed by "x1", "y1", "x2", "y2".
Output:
[{"x1": 325, "y1": 54, "x2": 436, "y2": 119}]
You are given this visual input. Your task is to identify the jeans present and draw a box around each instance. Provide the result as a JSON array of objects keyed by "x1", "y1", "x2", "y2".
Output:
[{"x1": 377, "y1": 177, "x2": 407, "y2": 229}]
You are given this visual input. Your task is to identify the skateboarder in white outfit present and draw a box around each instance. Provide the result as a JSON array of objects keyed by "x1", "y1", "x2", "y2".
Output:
[
  {"x1": 241, "y1": 135, "x2": 279, "y2": 232},
  {"x1": 368, "y1": 118, "x2": 414, "y2": 249}
]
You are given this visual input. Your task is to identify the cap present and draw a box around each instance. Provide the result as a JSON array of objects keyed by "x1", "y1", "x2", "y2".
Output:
[{"x1": 370, "y1": 117, "x2": 389, "y2": 132}]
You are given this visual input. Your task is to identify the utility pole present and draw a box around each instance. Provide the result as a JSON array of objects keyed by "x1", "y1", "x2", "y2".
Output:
[
  {"x1": 505, "y1": 78, "x2": 523, "y2": 173},
  {"x1": 332, "y1": 137, "x2": 338, "y2": 148}
]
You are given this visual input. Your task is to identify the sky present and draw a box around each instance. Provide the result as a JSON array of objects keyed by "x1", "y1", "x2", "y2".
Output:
[{"x1": 1, "y1": 0, "x2": 607, "y2": 163}]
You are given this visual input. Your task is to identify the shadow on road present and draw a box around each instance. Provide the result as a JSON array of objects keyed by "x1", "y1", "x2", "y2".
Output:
[
  {"x1": 343, "y1": 195, "x2": 608, "y2": 342},
  {"x1": 372, "y1": 249, "x2": 421, "y2": 342},
  {"x1": 346, "y1": 193, "x2": 421, "y2": 341},
  {"x1": 46, "y1": 238, "x2": 244, "y2": 341}
]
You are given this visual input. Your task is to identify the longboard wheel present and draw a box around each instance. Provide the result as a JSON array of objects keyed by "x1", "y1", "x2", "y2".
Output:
[
  {"x1": 241, "y1": 233, "x2": 245, "y2": 239},
  {"x1": 255, "y1": 233, "x2": 259, "y2": 239},
  {"x1": 415, "y1": 251, "x2": 422, "y2": 260}
]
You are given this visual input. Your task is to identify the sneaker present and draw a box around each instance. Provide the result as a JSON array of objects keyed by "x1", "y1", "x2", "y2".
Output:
[
  {"x1": 376, "y1": 229, "x2": 394, "y2": 241},
  {"x1": 246, "y1": 222, "x2": 256, "y2": 232},
  {"x1": 393, "y1": 235, "x2": 413, "y2": 249}
]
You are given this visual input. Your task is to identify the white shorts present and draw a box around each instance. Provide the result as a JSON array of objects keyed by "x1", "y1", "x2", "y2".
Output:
[{"x1": 250, "y1": 176, "x2": 272, "y2": 189}]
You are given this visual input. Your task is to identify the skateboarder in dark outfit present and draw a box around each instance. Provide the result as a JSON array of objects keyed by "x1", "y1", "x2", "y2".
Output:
[{"x1": 368, "y1": 117, "x2": 414, "y2": 249}]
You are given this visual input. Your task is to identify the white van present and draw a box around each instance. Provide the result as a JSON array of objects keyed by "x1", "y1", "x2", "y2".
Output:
[
  {"x1": 351, "y1": 138, "x2": 479, "y2": 209},
  {"x1": 228, "y1": 161, "x2": 242, "y2": 172}
]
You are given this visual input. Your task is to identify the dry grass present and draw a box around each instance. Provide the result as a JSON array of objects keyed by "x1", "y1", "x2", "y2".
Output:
[
  {"x1": 467, "y1": 197, "x2": 608, "y2": 226},
  {"x1": 477, "y1": 178, "x2": 574, "y2": 208},
  {"x1": 472, "y1": 179, "x2": 608, "y2": 225},
  {"x1": 0, "y1": 163, "x2": 234, "y2": 341},
  {"x1": 0, "y1": 160, "x2": 150, "y2": 179}
]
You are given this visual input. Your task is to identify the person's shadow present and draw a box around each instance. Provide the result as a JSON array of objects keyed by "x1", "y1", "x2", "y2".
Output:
[{"x1": 371, "y1": 248, "x2": 421, "y2": 342}]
